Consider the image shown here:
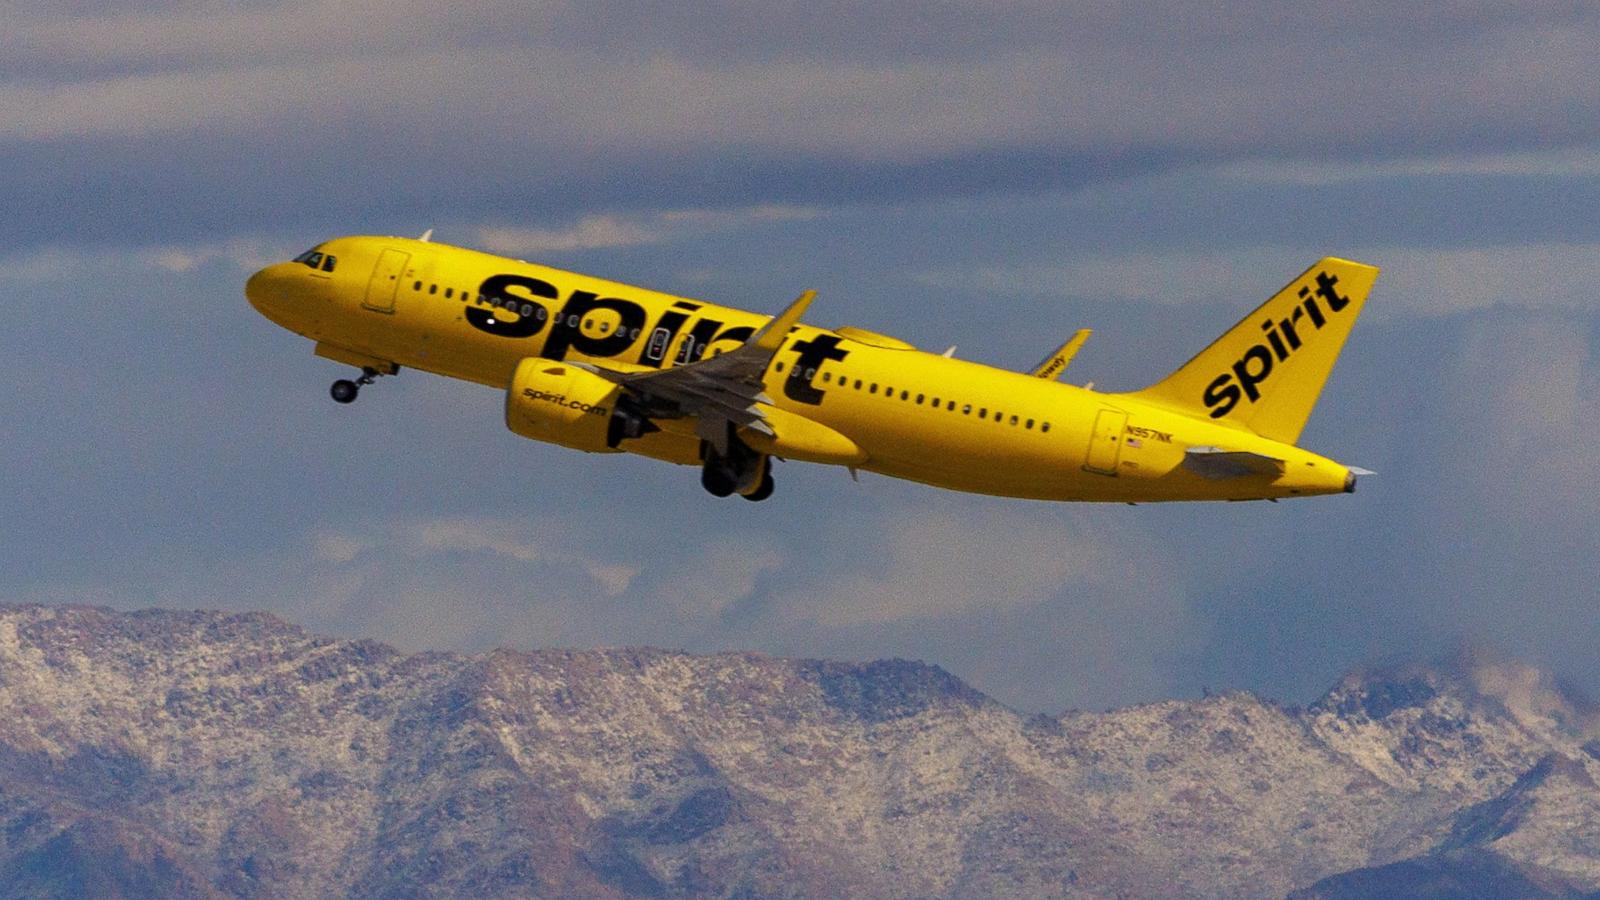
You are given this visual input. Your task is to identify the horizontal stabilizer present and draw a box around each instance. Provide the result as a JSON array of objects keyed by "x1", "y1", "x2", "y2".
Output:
[
  {"x1": 1029, "y1": 329, "x2": 1092, "y2": 381},
  {"x1": 1182, "y1": 447, "x2": 1286, "y2": 480}
]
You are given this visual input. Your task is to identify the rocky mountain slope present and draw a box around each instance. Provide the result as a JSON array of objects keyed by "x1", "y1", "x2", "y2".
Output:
[{"x1": 0, "y1": 604, "x2": 1595, "y2": 898}]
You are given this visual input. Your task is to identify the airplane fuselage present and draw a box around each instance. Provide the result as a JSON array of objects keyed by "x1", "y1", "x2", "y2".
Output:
[{"x1": 246, "y1": 235, "x2": 1361, "y2": 502}]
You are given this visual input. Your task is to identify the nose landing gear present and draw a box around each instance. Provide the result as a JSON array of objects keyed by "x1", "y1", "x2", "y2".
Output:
[{"x1": 330, "y1": 367, "x2": 385, "y2": 404}]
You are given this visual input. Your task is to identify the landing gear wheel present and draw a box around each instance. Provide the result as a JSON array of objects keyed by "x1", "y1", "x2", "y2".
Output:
[
  {"x1": 330, "y1": 379, "x2": 359, "y2": 404},
  {"x1": 700, "y1": 464, "x2": 737, "y2": 498},
  {"x1": 741, "y1": 470, "x2": 775, "y2": 502}
]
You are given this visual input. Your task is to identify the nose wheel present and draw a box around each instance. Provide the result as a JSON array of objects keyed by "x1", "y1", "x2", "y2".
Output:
[{"x1": 330, "y1": 367, "x2": 384, "y2": 404}]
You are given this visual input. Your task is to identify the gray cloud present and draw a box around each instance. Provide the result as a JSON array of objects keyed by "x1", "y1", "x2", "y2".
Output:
[{"x1": 7, "y1": 2, "x2": 1600, "y2": 255}]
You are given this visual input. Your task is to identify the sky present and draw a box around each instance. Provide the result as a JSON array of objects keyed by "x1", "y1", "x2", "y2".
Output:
[{"x1": 4, "y1": 2, "x2": 1600, "y2": 713}]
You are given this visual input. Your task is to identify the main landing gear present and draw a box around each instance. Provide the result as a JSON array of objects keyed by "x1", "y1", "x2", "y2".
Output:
[
  {"x1": 330, "y1": 367, "x2": 385, "y2": 404},
  {"x1": 701, "y1": 437, "x2": 775, "y2": 502}
]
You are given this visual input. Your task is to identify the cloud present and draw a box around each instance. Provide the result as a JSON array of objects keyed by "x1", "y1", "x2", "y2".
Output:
[
  {"x1": 316, "y1": 516, "x2": 640, "y2": 599},
  {"x1": 649, "y1": 541, "x2": 786, "y2": 620},
  {"x1": 477, "y1": 205, "x2": 820, "y2": 255},
  {"x1": 774, "y1": 503, "x2": 1185, "y2": 626},
  {"x1": 1372, "y1": 315, "x2": 1600, "y2": 685},
  {"x1": 0, "y1": 239, "x2": 286, "y2": 282},
  {"x1": 1212, "y1": 147, "x2": 1600, "y2": 184},
  {"x1": 914, "y1": 242, "x2": 1600, "y2": 318},
  {"x1": 8, "y1": 5, "x2": 1600, "y2": 167}
]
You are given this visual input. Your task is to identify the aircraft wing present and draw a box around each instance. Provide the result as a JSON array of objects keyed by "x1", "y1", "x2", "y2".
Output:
[
  {"x1": 1181, "y1": 446, "x2": 1287, "y2": 480},
  {"x1": 572, "y1": 290, "x2": 815, "y2": 453}
]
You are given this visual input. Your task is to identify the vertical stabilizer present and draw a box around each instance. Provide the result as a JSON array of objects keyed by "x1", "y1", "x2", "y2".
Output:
[{"x1": 1123, "y1": 258, "x2": 1379, "y2": 444}]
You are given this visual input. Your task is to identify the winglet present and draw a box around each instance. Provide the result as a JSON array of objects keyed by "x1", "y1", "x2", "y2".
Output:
[
  {"x1": 1029, "y1": 329, "x2": 1092, "y2": 381},
  {"x1": 752, "y1": 290, "x2": 815, "y2": 351}
]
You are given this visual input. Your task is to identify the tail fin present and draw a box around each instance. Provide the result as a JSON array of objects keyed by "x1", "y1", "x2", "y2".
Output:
[{"x1": 1124, "y1": 257, "x2": 1379, "y2": 444}]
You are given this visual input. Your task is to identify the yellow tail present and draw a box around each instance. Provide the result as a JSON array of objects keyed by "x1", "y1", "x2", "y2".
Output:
[{"x1": 1124, "y1": 257, "x2": 1379, "y2": 444}]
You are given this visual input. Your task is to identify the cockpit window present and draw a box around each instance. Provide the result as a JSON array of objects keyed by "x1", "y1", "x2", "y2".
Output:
[
  {"x1": 292, "y1": 249, "x2": 325, "y2": 269},
  {"x1": 321, "y1": 255, "x2": 336, "y2": 272}
]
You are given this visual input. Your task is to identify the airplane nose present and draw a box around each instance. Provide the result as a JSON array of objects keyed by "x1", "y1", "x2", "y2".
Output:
[{"x1": 245, "y1": 266, "x2": 273, "y2": 312}]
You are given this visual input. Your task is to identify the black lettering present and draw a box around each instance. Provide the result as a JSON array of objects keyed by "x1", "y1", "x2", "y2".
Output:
[
  {"x1": 684, "y1": 317, "x2": 725, "y2": 362},
  {"x1": 1303, "y1": 295, "x2": 1327, "y2": 328},
  {"x1": 1315, "y1": 271, "x2": 1350, "y2": 312},
  {"x1": 541, "y1": 291, "x2": 647, "y2": 362},
  {"x1": 1204, "y1": 373, "x2": 1242, "y2": 417},
  {"x1": 1279, "y1": 308, "x2": 1304, "y2": 351},
  {"x1": 1232, "y1": 345, "x2": 1274, "y2": 402},
  {"x1": 638, "y1": 302, "x2": 697, "y2": 368},
  {"x1": 469, "y1": 274, "x2": 557, "y2": 339},
  {"x1": 783, "y1": 334, "x2": 849, "y2": 405},
  {"x1": 1261, "y1": 320, "x2": 1289, "y2": 361},
  {"x1": 704, "y1": 325, "x2": 755, "y2": 356}
]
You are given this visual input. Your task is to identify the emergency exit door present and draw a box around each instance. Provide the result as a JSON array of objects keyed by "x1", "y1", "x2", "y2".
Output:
[
  {"x1": 1082, "y1": 409, "x2": 1128, "y2": 476},
  {"x1": 364, "y1": 249, "x2": 409, "y2": 313}
]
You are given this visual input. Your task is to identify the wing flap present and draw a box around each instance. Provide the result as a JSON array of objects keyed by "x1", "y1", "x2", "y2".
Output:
[{"x1": 578, "y1": 290, "x2": 816, "y2": 454}]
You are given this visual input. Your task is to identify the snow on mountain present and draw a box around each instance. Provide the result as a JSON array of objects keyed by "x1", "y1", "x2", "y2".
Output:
[{"x1": 0, "y1": 604, "x2": 1594, "y2": 899}]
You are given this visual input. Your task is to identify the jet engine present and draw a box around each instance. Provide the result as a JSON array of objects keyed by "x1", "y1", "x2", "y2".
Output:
[{"x1": 505, "y1": 358, "x2": 656, "y2": 452}]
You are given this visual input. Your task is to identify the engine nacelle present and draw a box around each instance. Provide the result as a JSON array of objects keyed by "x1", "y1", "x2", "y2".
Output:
[{"x1": 505, "y1": 358, "x2": 653, "y2": 453}]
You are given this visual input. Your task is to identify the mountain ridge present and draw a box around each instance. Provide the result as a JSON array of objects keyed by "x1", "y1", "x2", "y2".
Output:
[{"x1": 0, "y1": 603, "x2": 1596, "y2": 898}]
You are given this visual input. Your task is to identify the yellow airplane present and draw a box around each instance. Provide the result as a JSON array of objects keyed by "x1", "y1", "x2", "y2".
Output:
[{"x1": 245, "y1": 234, "x2": 1378, "y2": 503}]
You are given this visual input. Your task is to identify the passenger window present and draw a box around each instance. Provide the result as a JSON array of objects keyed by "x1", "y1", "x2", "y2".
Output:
[
  {"x1": 915, "y1": 394, "x2": 924, "y2": 404},
  {"x1": 429, "y1": 284, "x2": 437, "y2": 295},
  {"x1": 962, "y1": 404, "x2": 971, "y2": 414},
  {"x1": 930, "y1": 397, "x2": 939, "y2": 406},
  {"x1": 822, "y1": 372, "x2": 831, "y2": 383},
  {"x1": 1026, "y1": 419, "x2": 1034, "y2": 429},
  {"x1": 322, "y1": 255, "x2": 336, "y2": 272},
  {"x1": 1009, "y1": 415, "x2": 1018, "y2": 425},
  {"x1": 995, "y1": 411, "x2": 1004, "y2": 421},
  {"x1": 445, "y1": 288, "x2": 453, "y2": 298},
  {"x1": 869, "y1": 384, "x2": 878, "y2": 394},
  {"x1": 900, "y1": 390, "x2": 909, "y2": 401},
  {"x1": 776, "y1": 362, "x2": 786, "y2": 373},
  {"x1": 413, "y1": 281, "x2": 422, "y2": 291},
  {"x1": 854, "y1": 379, "x2": 863, "y2": 389},
  {"x1": 1042, "y1": 422, "x2": 1051, "y2": 432},
  {"x1": 947, "y1": 400, "x2": 956, "y2": 411},
  {"x1": 805, "y1": 368, "x2": 816, "y2": 379},
  {"x1": 978, "y1": 408, "x2": 987, "y2": 417}
]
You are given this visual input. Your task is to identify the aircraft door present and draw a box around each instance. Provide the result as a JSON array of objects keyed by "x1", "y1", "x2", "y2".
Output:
[
  {"x1": 1082, "y1": 409, "x2": 1128, "y2": 476},
  {"x1": 364, "y1": 249, "x2": 410, "y2": 313}
]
